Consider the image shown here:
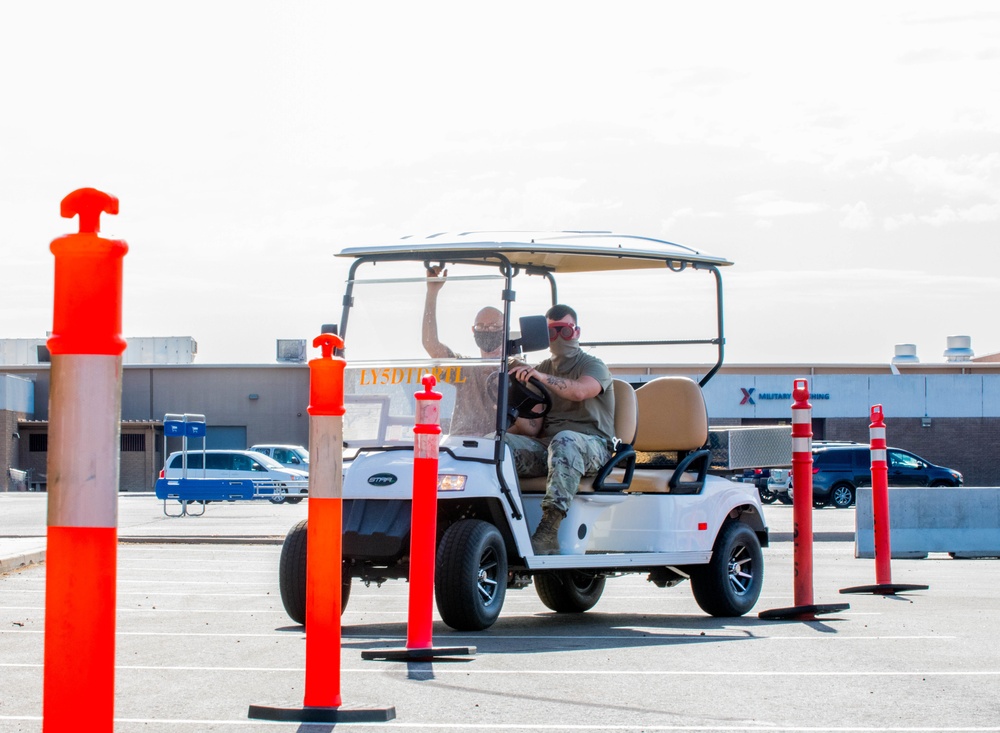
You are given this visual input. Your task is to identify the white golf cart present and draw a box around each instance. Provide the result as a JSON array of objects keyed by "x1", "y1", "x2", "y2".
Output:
[{"x1": 279, "y1": 232, "x2": 778, "y2": 631}]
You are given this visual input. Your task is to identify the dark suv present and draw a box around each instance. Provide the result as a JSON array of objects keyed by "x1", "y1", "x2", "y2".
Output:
[{"x1": 809, "y1": 444, "x2": 963, "y2": 508}]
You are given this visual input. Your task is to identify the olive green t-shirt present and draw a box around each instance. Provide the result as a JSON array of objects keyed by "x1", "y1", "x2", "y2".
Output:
[{"x1": 535, "y1": 352, "x2": 615, "y2": 443}]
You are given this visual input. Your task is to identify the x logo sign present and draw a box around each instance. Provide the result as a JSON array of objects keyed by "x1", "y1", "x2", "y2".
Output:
[{"x1": 740, "y1": 388, "x2": 756, "y2": 405}]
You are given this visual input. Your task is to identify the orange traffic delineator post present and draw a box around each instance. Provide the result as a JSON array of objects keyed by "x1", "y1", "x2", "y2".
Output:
[
  {"x1": 362, "y1": 375, "x2": 475, "y2": 661},
  {"x1": 759, "y1": 379, "x2": 849, "y2": 621},
  {"x1": 841, "y1": 405, "x2": 928, "y2": 596},
  {"x1": 43, "y1": 188, "x2": 127, "y2": 732},
  {"x1": 250, "y1": 334, "x2": 395, "y2": 723}
]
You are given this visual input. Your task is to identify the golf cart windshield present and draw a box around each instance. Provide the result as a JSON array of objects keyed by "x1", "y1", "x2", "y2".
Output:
[
  {"x1": 339, "y1": 260, "x2": 528, "y2": 448},
  {"x1": 335, "y1": 235, "x2": 729, "y2": 451}
]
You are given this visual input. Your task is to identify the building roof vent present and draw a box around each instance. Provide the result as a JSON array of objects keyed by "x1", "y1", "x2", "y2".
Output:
[
  {"x1": 891, "y1": 344, "x2": 919, "y2": 363},
  {"x1": 943, "y1": 335, "x2": 974, "y2": 362}
]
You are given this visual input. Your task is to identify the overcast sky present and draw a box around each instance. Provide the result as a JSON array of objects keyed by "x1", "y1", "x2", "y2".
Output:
[{"x1": 2, "y1": 2, "x2": 998, "y2": 366}]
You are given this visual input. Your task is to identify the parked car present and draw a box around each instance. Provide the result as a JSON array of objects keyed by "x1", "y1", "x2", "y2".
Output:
[
  {"x1": 161, "y1": 449, "x2": 308, "y2": 504},
  {"x1": 791, "y1": 444, "x2": 963, "y2": 509},
  {"x1": 250, "y1": 444, "x2": 310, "y2": 475},
  {"x1": 734, "y1": 468, "x2": 776, "y2": 503}
]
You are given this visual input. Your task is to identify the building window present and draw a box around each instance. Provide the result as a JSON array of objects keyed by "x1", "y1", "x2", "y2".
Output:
[
  {"x1": 121, "y1": 434, "x2": 146, "y2": 452},
  {"x1": 29, "y1": 434, "x2": 48, "y2": 452}
]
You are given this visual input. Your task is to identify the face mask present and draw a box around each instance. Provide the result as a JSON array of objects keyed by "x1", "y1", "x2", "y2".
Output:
[
  {"x1": 549, "y1": 337, "x2": 580, "y2": 359},
  {"x1": 474, "y1": 329, "x2": 504, "y2": 354}
]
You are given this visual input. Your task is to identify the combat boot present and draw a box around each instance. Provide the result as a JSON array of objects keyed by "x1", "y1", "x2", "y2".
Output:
[{"x1": 530, "y1": 506, "x2": 566, "y2": 555}]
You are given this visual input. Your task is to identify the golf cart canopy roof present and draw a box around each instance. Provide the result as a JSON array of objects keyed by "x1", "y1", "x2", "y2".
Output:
[{"x1": 336, "y1": 231, "x2": 733, "y2": 273}]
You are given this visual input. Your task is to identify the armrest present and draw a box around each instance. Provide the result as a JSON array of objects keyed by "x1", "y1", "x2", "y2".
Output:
[
  {"x1": 668, "y1": 449, "x2": 710, "y2": 494},
  {"x1": 592, "y1": 445, "x2": 636, "y2": 492}
]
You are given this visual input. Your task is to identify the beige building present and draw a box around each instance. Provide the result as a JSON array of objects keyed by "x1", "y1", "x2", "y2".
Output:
[{"x1": 3, "y1": 349, "x2": 1000, "y2": 491}]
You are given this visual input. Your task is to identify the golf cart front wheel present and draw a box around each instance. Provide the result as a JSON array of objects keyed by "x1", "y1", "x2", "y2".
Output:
[
  {"x1": 435, "y1": 519, "x2": 508, "y2": 631},
  {"x1": 689, "y1": 521, "x2": 763, "y2": 617},
  {"x1": 278, "y1": 519, "x2": 352, "y2": 625}
]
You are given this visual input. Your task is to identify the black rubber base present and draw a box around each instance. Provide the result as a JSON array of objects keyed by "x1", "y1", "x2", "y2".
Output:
[
  {"x1": 360, "y1": 645, "x2": 477, "y2": 661},
  {"x1": 758, "y1": 603, "x2": 851, "y2": 621},
  {"x1": 248, "y1": 703, "x2": 396, "y2": 723},
  {"x1": 840, "y1": 583, "x2": 929, "y2": 595}
]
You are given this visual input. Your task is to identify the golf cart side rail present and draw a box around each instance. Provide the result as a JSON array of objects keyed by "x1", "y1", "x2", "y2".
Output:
[{"x1": 580, "y1": 261, "x2": 726, "y2": 387}]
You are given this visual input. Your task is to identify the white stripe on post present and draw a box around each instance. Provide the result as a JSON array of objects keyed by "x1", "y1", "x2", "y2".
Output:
[{"x1": 47, "y1": 355, "x2": 121, "y2": 529}]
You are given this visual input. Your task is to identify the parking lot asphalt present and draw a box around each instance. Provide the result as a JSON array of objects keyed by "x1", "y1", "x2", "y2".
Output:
[{"x1": 2, "y1": 494, "x2": 999, "y2": 732}]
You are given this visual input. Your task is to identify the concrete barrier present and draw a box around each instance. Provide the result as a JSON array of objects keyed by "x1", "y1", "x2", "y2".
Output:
[{"x1": 856, "y1": 487, "x2": 1000, "y2": 559}]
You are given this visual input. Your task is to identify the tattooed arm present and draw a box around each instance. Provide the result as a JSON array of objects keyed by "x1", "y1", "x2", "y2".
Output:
[{"x1": 509, "y1": 365, "x2": 602, "y2": 403}]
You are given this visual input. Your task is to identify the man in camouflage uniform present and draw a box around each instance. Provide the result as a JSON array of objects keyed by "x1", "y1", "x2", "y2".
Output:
[{"x1": 505, "y1": 304, "x2": 615, "y2": 554}]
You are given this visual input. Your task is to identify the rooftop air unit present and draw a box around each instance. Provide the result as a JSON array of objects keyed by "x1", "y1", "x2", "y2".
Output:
[
  {"x1": 943, "y1": 335, "x2": 974, "y2": 362},
  {"x1": 891, "y1": 344, "x2": 919, "y2": 364}
]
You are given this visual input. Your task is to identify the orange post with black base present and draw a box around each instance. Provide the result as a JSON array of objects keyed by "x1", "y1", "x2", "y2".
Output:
[
  {"x1": 840, "y1": 405, "x2": 928, "y2": 596},
  {"x1": 361, "y1": 375, "x2": 475, "y2": 661},
  {"x1": 249, "y1": 334, "x2": 395, "y2": 723},
  {"x1": 759, "y1": 379, "x2": 849, "y2": 621},
  {"x1": 43, "y1": 188, "x2": 127, "y2": 733}
]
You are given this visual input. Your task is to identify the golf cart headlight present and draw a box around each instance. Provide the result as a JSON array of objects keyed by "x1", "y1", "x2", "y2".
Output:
[{"x1": 437, "y1": 474, "x2": 467, "y2": 492}]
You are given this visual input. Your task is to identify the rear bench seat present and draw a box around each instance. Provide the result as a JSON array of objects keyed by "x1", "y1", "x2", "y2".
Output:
[{"x1": 516, "y1": 376, "x2": 710, "y2": 495}]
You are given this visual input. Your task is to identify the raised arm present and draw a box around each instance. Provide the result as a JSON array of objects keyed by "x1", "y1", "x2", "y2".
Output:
[{"x1": 422, "y1": 266, "x2": 455, "y2": 359}]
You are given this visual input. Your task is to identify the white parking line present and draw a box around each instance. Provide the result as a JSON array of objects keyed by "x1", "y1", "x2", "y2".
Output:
[
  {"x1": 4, "y1": 590, "x2": 275, "y2": 597},
  {"x1": 2, "y1": 663, "x2": 989, "y2": 676},
  {"x1": 1, "y1": 579, "x2": 275, "y2": 585},
  {"x1": 0, "y1": 716, "x2": 995, "y2": 731},
  {"x1": 0, "y1": 630, "x2": 954, "y2": 641},
  {"x1": 0, "y1": 606, "x2": 286, "y2": 613}
]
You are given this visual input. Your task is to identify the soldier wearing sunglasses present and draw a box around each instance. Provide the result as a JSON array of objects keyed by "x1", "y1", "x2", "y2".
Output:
[{"x1": 506, "y1": 304, "x2": 616, "y2": 554}]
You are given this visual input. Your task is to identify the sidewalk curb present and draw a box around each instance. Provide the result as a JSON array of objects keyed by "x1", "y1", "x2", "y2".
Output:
[
  {"x1": 769, "y1": 531, "x2": 855, "y2": 543},
  {"x1": 0, "y1": 536, "x2": 285, "y2": 572},
  {"x1": 119, "y1": 535, "x2": 284, "y2": 545},
  {"x1": 0, "y1": 549, "x2": 46, "y2": 574}
]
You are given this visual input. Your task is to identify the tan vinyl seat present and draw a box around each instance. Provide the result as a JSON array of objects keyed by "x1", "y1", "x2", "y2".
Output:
[
  {"x1": 624, "y1": 376, "x2": 710, "y2": 494},
  {"x1": 610, "y1": 378, "x2": 639, "y2": 446},
  {"x1": 634, "y1": 376, "x2": 708, "y2": 454}
]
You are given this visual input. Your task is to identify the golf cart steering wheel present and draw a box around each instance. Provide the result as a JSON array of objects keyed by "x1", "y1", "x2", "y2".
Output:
[{"x1": 506, "y1": 373, "x2": 553, "y2": 425}]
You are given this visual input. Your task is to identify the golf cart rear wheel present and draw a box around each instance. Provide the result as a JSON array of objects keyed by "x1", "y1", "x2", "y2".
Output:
[
  {"x1": 534, "y1": 570, "x2": 606, "y2": 613},
  {"x1": 690, "y1": 521, "x2": 763, "y2": 617},
  {"x1": 434, "y1": 519, "x2": 508, "y2": 631},
  {"x1": 278, "y1": 519, "x2": 351, "y2": 625}
]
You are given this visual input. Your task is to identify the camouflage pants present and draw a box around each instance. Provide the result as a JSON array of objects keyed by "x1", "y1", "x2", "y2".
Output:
[{"x1": 504, "y1": 431, "x2": 611, "y2": 514}]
